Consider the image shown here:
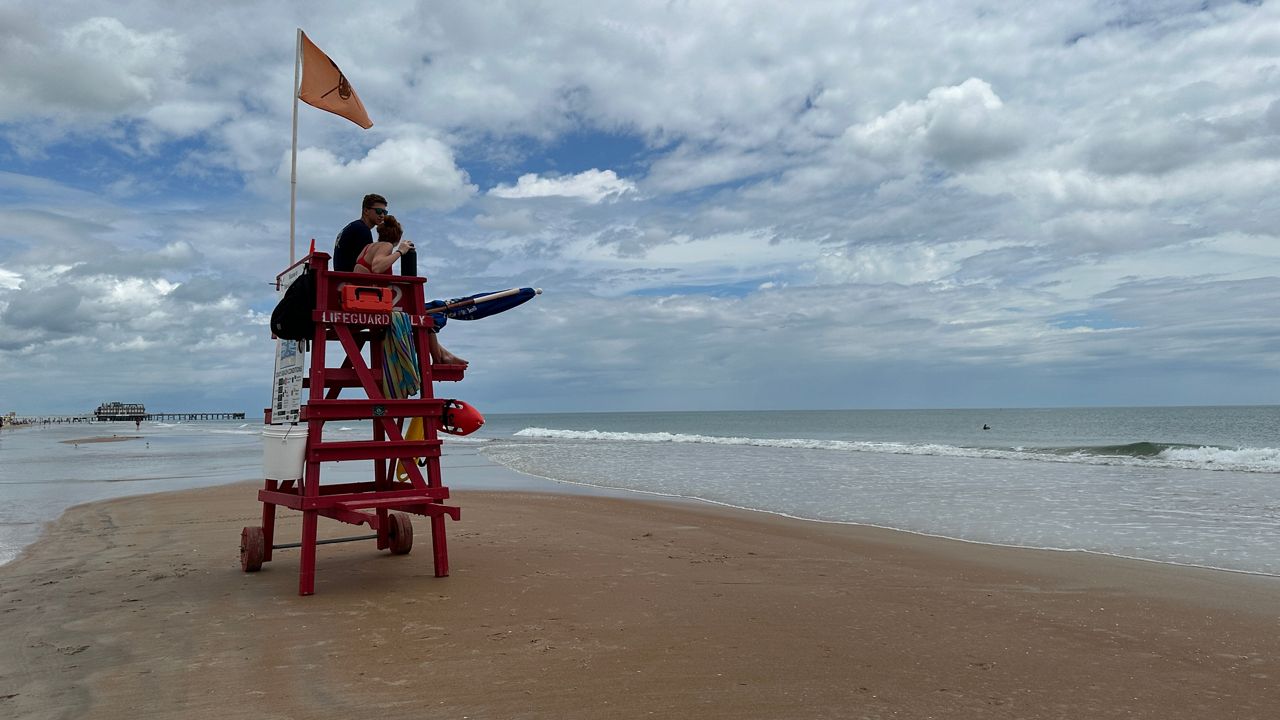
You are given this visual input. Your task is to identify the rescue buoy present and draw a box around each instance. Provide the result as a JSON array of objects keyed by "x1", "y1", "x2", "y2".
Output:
[{"x1": 440, "y1": 399, "x2": 484, "y2": 436}]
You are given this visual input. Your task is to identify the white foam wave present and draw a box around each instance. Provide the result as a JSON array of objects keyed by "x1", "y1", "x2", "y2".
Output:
[
  {"x1": 444, "y1": 436, "x2": 489, "y2": 444},
  {"x1": 511, "y1": 428, "x2": 1280, "y2": 473},
  {"x1": 1158, "y1": 445, "x2": 1280, "y2": 469}
]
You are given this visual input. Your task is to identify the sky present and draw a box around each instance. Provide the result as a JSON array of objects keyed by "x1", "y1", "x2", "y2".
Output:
[{"x1": 1, "y1": 0, "x2": 1279, "y2": 415}]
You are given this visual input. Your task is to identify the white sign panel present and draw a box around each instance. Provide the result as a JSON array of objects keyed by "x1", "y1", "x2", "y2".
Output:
[
  {"x1": 272, "y1": 339, "x2": 305, "y2": 424},
  {"x1": 270, "y1": 267, "x2": 308, "y2": 424},
  {"x1": 277, "y1": 261, "x2": 306, "y2": 292}
]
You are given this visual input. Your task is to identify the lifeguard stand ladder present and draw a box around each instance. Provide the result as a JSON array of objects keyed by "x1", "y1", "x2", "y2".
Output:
[{"x1": 241, "y1": 251, "x2": 464, "y2": 596}]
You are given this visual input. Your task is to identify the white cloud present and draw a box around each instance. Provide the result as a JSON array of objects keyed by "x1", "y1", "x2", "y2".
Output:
[
  {"x1": 290, "y1": 137, "x2": 477, "y2": 211},
  {"x1": 0, "y1": 15, "x2": 183, "y2": 120},
  {"x1": 0, "y1": 269, "x2": 22, "y2": 290},
  {"x1": 960, "y1": 157, "x2": 1280, "y2": 216},
  {"x1": 473, "y1": 209, "x2": 541, "y2": 234},
  {"x1": 809, "y1": 240, "x2": 1004, "y2": 286},
  {"x1": 144, "y1": 100, "x2": 237, "y2": 136},
  {"x1": 844, "y1": 78, "x2": 1024, "y2": 170},
  {"x1": 3, "y1": 1, "x2": 1280, "y2": 412},
  {"x1": 489, "y1": 169, "x2": 636, "y2": 203},
  {"x1": 644, "y1": 146, "x2": 781, "y2": 195}
]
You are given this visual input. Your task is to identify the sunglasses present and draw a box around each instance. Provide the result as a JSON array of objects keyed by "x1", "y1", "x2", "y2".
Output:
[{"x1": 368, "y1": 207, "x2": 387, "y2": 216}]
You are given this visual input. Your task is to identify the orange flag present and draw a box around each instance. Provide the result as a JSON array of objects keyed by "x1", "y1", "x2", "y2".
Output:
[{"x1": 298, "y1": 31, "x2": 373, "y2": 129}]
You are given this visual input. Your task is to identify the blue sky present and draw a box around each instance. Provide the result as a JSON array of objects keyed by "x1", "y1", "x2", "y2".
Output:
[{"x1": 2, "y1": 1, "x2": 1279, "y2": 415}]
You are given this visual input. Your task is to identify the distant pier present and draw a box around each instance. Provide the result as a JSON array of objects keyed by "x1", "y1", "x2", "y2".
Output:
[
  {"x1": 90, "y1": 401, "x2": 244, "y2": 423},
  {"x1": 145, "y1": 412, "x2": 246, "y2": 421},
  {"x1": 3, "y1": 414, "x2": 95, "y2": 426},
  {"x1": 3, "y1": 410, "x2": 245, "y2": 428}
]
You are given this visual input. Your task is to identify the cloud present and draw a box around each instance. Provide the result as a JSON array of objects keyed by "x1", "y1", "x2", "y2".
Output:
[
  {"x1": 0, "y1": 268, "x2": 22, "y2": 290},
  {"x1": 809, "y1": 240, "x2": 1004, "y2": 286},
  {"x1": 143, "y1": 100, "x2": 237, "y2": 137},
  {"x1": 0, "y1": 260, "x2": 269, "y2": 405},
  {"x1": 488, "y1": 169, "x2": 636, "y2": 203},
  {"x1": 2, "y1": 281, "x2": 87, "y2": 334},
  {"x1": 843, "y1": 78, "x2": 1024, "y2": 171},
  {"x1": 3, "y1": 1, "x2": 1280, "y2": 412},
  {"x1": 473, "y1": 208, "x2": 541, "y2": 234},
  {"x1": 0, "y1": 15, "x2": 182, "y2": 120},
  {"x1": 290, "y1": 136, "x2": 478, "y2": 211}
]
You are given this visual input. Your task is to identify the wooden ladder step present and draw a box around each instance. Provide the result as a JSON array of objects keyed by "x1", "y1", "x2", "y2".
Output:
[
  {"x1": 335, "y1": 494, "x2": 447, "y2": 511},
  {"x1": 304, "y1": 365, "x2": 466, "y2": 387},
  {"x1": 303, "y1": 398, "x2": 445, "y2": 421},
  {"x1": 309, "y1": 439, "x2": 441, "y2": 463}
]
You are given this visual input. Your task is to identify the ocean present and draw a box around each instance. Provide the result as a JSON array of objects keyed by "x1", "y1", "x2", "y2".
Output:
[{"x1": 2, "y1": 406, "x2": 1277, "y2": 575}]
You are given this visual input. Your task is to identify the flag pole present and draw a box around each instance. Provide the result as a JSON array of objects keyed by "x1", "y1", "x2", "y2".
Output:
[{"x1": 289, "y1": 28, "x2": 301, "y2": 264}]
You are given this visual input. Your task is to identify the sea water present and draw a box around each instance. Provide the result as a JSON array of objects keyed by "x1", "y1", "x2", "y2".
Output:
[
  {"x1": 0, "y1": 419, "x2": 549, "y2": 566},
  {"x1": 1, "y1": 406, "x2": 1277, "y2": 575},
  {"x1": 476, "y1": 406, "x2": 1280, "y2": 575}
]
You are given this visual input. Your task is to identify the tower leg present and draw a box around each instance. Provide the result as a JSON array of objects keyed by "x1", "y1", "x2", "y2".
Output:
[
  {"x1": 261, "y1": 479, "x2": 278, "y2": 562},
  {"x1": 431, "y1": 513, "x2": 450, "y2": 577},
  {"x1": 299, "y1": 509, "x2": 318, "y2": 596},
  {"x1": 377, "y1": 508, "x2": 390, "y2": 550}
]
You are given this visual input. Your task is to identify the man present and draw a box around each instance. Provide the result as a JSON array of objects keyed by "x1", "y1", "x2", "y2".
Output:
[{"x1": 332, "y1": 193, "x2": 388, "y2": 271}]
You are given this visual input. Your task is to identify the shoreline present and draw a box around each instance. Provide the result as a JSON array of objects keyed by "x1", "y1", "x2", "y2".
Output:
[
  {"x1": 2, "y1": 480, "x2": 1278, "y2": 718},
  {"x1": 4, "y1": 451, "x2": 1279, "y2": 580},
  {"x1": 58, "y1": 435, "x2": 143, "y2": 445},
  {"x1": 443, "y1": 458, "x2": 1280, "y2": 579}
]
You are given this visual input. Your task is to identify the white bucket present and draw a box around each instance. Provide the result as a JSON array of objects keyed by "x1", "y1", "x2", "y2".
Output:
[{"x1": 262, "y1": 425, "x2": 307, "y2": 480}]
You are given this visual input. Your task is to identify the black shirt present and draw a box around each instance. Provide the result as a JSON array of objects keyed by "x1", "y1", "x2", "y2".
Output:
[{"x1": 333, "y1": 219, "x2": 373, "y2": 272}]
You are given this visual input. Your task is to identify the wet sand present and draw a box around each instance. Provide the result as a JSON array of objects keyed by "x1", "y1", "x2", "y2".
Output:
[
  {"x1": 1, "y1": 481, "x2": 1278, "y2": 719},
  {"x1": 58, "y1": 436, "x2": 142, "y2": 445}
]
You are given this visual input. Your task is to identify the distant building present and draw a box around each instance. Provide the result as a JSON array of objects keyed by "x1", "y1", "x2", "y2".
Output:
[{"x1": 94, "y1": 402, "x2": 147, "y2": 422}]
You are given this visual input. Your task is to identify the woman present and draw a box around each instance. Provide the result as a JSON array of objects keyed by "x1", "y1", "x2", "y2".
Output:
[
  {"x1": 354, "y1": 215, "x2": 467, "y2": 365},
  {"x1": 352, "y1": 213, "x2": 413, "y2": 275}
]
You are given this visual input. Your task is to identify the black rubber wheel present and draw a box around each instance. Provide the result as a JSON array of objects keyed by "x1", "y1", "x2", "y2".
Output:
[
  {"x1": 240, "y1": 526, "x2": 265, "y2": 572},
  {"x1": 388, "y1": 512, "x2": 413, "y2": 555}
]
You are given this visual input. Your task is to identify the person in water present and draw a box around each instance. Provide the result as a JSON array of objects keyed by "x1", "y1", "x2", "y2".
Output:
[{"x1": 354, "y1": 215, "x2": 467, "y2": 366}]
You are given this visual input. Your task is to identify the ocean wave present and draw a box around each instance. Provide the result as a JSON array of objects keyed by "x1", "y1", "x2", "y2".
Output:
[{"x1": 511, "y1": 428, "x2": 1280, "y2": 473}]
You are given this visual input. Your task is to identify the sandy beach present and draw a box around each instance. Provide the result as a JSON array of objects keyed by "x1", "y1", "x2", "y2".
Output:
[{"x1": 1, "y1": 481, "x2": 1278, "y2": 719}]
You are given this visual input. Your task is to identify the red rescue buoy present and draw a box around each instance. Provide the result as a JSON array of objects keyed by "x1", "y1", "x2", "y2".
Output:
[{"x1": 439, "y1": 399, "x2": 484, "y2": 436}]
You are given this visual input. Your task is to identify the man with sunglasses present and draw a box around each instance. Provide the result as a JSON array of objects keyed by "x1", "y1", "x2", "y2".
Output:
[{"x1": 332, "y1": 193, "x2": 388, "y2": 272}]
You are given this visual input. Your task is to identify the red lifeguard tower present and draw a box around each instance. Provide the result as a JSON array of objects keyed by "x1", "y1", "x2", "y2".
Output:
[{"x1": 241, "y1": 251, "x2": 465, "y2": 595}]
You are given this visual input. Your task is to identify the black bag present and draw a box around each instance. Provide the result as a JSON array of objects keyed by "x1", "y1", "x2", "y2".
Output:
[{"x1": 270, "y1": 270, "x2": 317, "y2": 340}]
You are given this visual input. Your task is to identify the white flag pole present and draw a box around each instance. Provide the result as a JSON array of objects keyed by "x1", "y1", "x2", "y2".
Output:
[{"x1": 289, "y1": 28, "x2": 302, "y2": 264}]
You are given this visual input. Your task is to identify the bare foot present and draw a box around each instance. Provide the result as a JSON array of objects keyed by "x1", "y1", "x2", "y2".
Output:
[
  {"x1": 428, "y1": 334, "x2": 468, "y2": 365},
  {"x1": 434, "y1": 351, "x2": 468, "y2": 365}
]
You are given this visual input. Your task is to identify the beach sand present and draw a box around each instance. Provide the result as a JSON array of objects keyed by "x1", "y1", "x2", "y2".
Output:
[{"x1": 1, "y1": 481, "x2": 1278, "y2": 719}]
